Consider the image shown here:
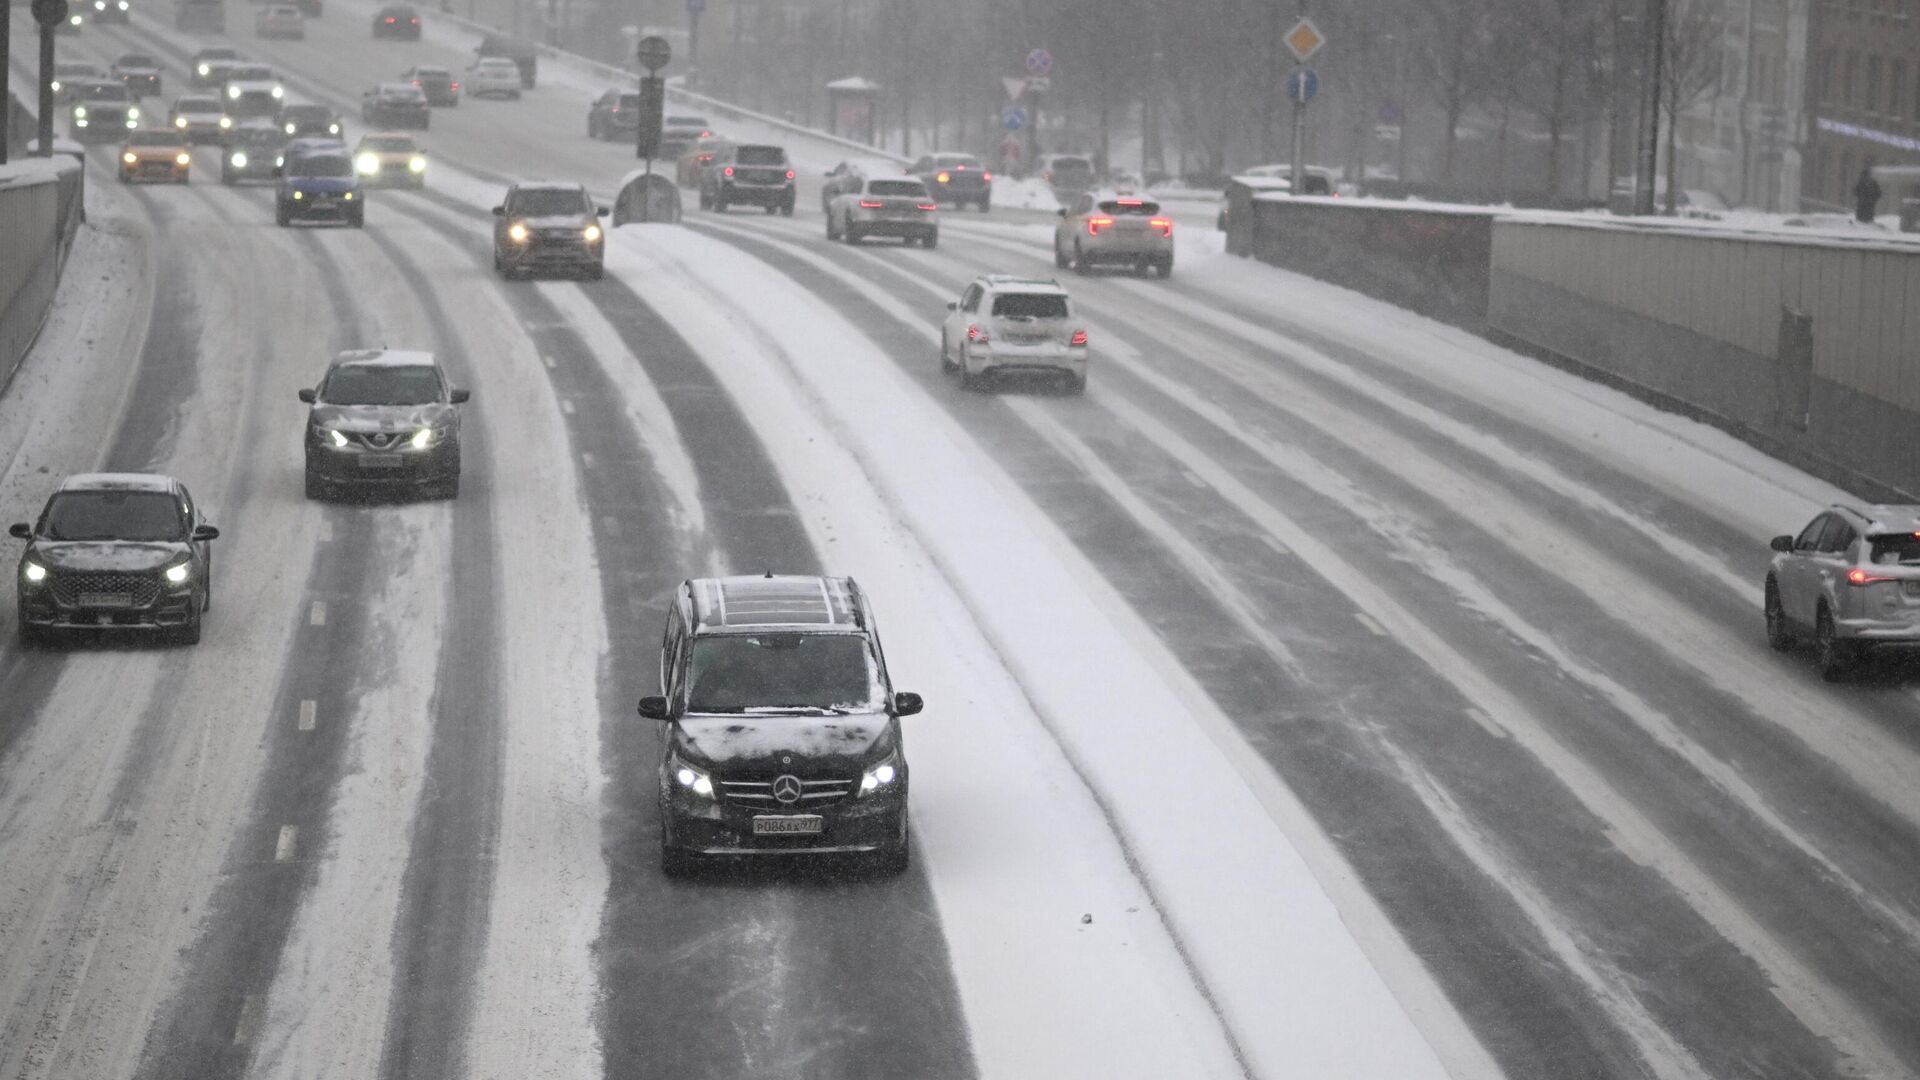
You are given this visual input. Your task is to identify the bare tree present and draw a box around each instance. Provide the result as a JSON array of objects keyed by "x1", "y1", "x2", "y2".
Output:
[
  {"x1": 1659, "y1": 0, "x2": 1725, "y2": 212},
  {"x1": 1418, "y1": 0, "x2": 1492, "y2": 182}
]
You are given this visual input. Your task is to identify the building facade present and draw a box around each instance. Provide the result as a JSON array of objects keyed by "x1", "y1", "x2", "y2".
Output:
[
  {"x1": 1674, "y1": 0, "x2": 1810, "y2": 212},
  {"x1": 1802, "y1": 0, "x2": 1920, "y2": 210}
]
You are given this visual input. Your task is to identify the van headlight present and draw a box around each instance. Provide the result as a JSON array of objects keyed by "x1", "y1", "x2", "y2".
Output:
[
  {"x1": 174, "y1": 115, "x2": 188, "y2": 128},
  {"x1": 670, "y1": 754, "x2": 714, "y2": 798},
  {"x1": 198, "y1": 63, "x2": 211, "y2": 76},
  {"x1": 73, "y1": 105, "x2": 88, "y2": 118},
  {"x1": 164, "y1": 562, "x2": 192, "y2": 584},
  {"x1": 122, "y1": 151, "x2": 138, "y2": 164},
  {"x1": 507, "y1": 222, "x2": 529, "y2": 242},
  {"x1": 127, "y1": 106, "x2": 139, "y2": 119},
  {"x1": 228, "y1": 86, "x2": 241, "y2": 99},
  {"x1": 859, "y1": 753, "x2": 900, "y2": 795},
  {"x1": 22, "y1": 561, "x2": 47, "y2": 584},
  {"x1": 407, "y1": 155, "x2": 426, "y2": 173},
  {"x1": 270, "y1": 86, "x2": 284, "y2": 99},
  {"x1": 356, "y1": 152, "x2": 379, "y2": 174}
]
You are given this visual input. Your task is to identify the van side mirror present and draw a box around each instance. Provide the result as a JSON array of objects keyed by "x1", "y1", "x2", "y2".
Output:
[
  {"x1": 638, "y1": 696, "x2": 670, "y2": 720},
  {"x1": 1770, "y1": 535, "x2": 1794, "y2": 552},
  {"x1": 298, "y1": 388, "x2": 316, "y2": 403},
  {"x1": 450, "y1": 388, "x2": 471, "y2": 403},
  {"x1": 491, "y1": 205, "x2": 505, "y2": 216},
  {"x1": 193, "y1": 525, "x2": 220, "y2": 541},
  {"x1": 8, "y1": 523, "x2": 30, "y2": 539},
  {"x1": 892, "y1": 692, "x2": 923, "y2": 717}
]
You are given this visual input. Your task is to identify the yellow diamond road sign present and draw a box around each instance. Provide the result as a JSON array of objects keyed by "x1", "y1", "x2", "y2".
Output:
[{"x1": 1285, "y1": 17, "x2": 1326, "y2": 63}]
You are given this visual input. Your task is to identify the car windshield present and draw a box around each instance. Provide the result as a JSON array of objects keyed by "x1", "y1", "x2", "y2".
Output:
[
  {"x1": 685, "y1": 634, "x2": 882, "y2": 713},
  {"x1": 286, "y1": 106, "x2": 329, "y2": 120},
  {"x1": 511, "y1": 188, "x2": 589, "y2": 215},
  {"x1": 617, "y1": 93, "x2": 640, "y2": 108},
  {"x1": 42, "y1": 491, "x2": 186, "y2": 542},
  {"x1": 992, "y1": 293, "x2": 1069, "y2": 319},
  {"x1": 129, "y1": 131, "x2": 187, "y2": 147},
  {"x1": 362, "y1": 136, "x2": 414, "y2": 152},
  {"x1": 381, "y1": 85, "x2": 425, "y2": 99},
  {"x1": 291, "y1": 154, "x2": 352, "y2": 177},
  {"x1": 477, "y1": 60, "x2": 517, "y2": 72},
  {"x1": 1099, "y1": 199, "x2": 1160, "y2": 215},
  {"x1": 175, "y1": 97, "x2": 220, "y2": 112},
  {"x1": 80, "y1": 84, "x2": 130, "y2": 101},
  {"x1": 736, "y1": 146, "x2": 786, "y2": 165},
  {"x1": 231, "y1": 66, "x2": 273, "y2": 81},
  {"x1": 1869, "y1": 534, "x2": 1920, "y2": 565},
  {"x1": 869, "y1": 180, "x2": 927, "y2": 198},
  {"x1": 234, "y1": 128, "x2": 282, "y2": 146},
  {"x1": 322, "y1": 365, "x2": 441, "y2": 406}
]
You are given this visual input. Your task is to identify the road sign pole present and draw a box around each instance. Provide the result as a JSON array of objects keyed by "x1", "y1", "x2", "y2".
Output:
[
  {"x1": 37, "y1": 16, "x2": 55, "y2": 155},
  {"x1": 1291, "y1": 97, "x2": 1305, "y2": 196}
]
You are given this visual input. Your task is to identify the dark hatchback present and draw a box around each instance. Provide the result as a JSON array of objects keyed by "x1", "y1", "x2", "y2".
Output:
[
  {"x1": 301, "y1": 349, "x2": 468, "y2": 500},
  {"x1": 277, "y1": 149, "x2": 364, "y2": 226},
  {"x1": 908, "y1": 152, "x2": 992, "y2": 210},
  {"x1": 10, "y1": 473, "x2": 219, "y2": 645},
  {"x1": 492, "y1": 182, "x2": 607, "y2": 279},
  {"x1": 702, "y1": 144, "x2": 795, "y2": 214},
  {"x1": 645, "y1": 575, "x2": 920, "y2": 876},
  {"x1": 220, "y1": 121, "x2": 287, "y2": 183},
  {"x1": 372, "y1": 3, "x2": 422, "y2": 38},
  {"x1": 281, "y1": 103, "x2": 342, "y2": 138},
  {"x1": 402, "y1": 65, "x2": 459, "y2": 106}
]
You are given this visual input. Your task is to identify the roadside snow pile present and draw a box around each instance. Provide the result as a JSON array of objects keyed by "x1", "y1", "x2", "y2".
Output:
[{"x1": 991, "y1": 177, "x2": 1060, "y2": 212}]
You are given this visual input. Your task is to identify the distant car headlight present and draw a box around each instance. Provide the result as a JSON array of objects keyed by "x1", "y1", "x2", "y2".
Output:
[
  {"x1": 230, "y1": 151, "x2": 248, "y2": 167},
  {"x1": 197, "y1": 63, "x2": 211, "y2": 76},
  {"x1": 328, "y1": 123, "x2": 339, "y2": 135},
  {"x1": 128, "y1": 106, "x2": 139, "y2": 119},
  {"x1": 50, "y1": 80, "x2": 62, "y2": 92},
  {"x1": 407, "y1": 155, "x2": 426, "y2": 173},
  {"x1": 164, "y1": 562, "x2": 192, "y2": 584},
  {"x1": 859, "y1": 753, "x2": 900, "y2": 795},
  {"x1": 126, "y1": 118, "x2": 138, "y2": 128},
  {"x1": 218, "y1": 115, "x2": 233, "y2": 128},
  {"x1": 73, "y1": 105, "x2": 88, "y2": 118},
  {"x1": 174, "y1": 115, "x2": 188, "y2": 127},
  {"x1": 270, "y1": 86, "x2": 284, "y2": 100},
  {"x1": 292, "y1": 190, "x2": 304, "y2": 200},
  {"x1": 409, "y1": 427, "x2": 438, "y2": 450},
  {"x1": 275, "y1": 155, "x2": 285, "y2": 167},
  {"x1": 342, "y1": 191, "x2": 354, "y2": 201},
  {"x1": 507, "y1": 222, "x2": 529, "y2": 242},
  {"x1": 23, "y1": 561, "x2": 47, "y2": 584},
  {"x1": 285, "y1": 122, "x2": 297, "y2": 134},
  {"x1": 669, "y1": 754, "x2": 714, "y2": 798},
  {"x1": 176, "y1": 152, "x2": 191, "y2": 166},
  {"x1": 68, "y1": 13, "x2": 81, "y2": 24},
  {"x1": 122, "y1": 151, "x2": 137, "y2": 164},
  {"x1": 356, "y1": 152, "x2": 379, "y2": 174},
  {"x1": 227, "y1": 86, "x2": 241, "y2": 99},
  {"x1": 582, "y1": 224, "x2": 601, "y2": 243},
  {"x1": 327, "y1": 428, "x2": 348, "y2": 447},
  {"x1": 117, "y1": 1, "x2": 128, "y2": 9}
]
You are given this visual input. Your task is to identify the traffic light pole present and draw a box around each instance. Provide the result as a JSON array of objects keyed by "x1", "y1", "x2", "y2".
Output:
[{"x1": 38, "y1": 16, "x2": 56, "y2": 155}]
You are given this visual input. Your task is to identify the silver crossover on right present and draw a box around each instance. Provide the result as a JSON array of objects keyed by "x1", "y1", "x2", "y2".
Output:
[{"x1": 1765, "y1": 504, "x2": 1920, "y2": 679}]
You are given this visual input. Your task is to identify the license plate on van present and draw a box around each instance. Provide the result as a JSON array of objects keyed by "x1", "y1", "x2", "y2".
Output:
[{"x1": 752, "y1": 815, "x2": 823, "y2": 835}]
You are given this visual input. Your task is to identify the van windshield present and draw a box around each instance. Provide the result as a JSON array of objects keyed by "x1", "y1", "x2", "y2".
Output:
[{"x1": 686, "y1": 634, "x2": 882, "y2": 713}]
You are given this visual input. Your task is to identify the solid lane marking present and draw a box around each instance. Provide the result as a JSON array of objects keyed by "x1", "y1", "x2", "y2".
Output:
[
  {"x1": 1262, "y1": 536, "x2": 1290, "y2": 556},
  {"x1": 309, "y1": 601, "x2": 326, "y2": 626},
  {"x1": 1179, "y1": 469, "x2": 1207, "y2": 490},
  {"x1": 232, "y1": 995, "x2": 259, "y2": 1045},
  {"x1": 274, "y1": 825, "x2": 297, "y2": 862},
  {"x1": 1354, "y1": 612, "x2": 1389, "y2": 637},
  {"x1": 580, "y1": 451, "x2": 596, "y2": 469},
  {"x1": 297, "y1": 700, "x2": 316, "y2": 731}
]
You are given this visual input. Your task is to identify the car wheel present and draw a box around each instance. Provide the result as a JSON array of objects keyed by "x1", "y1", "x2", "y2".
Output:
[
  {"x1": 713, "y1": 195, "x2": 728, "y2": 213},
  {"x1": 1073, "y1": 244, "x2": 1090, "y2": 274},
  {"x1": 1814, "y1": 606, "x2": 1855, "y2": 682},
  {"x1": 439, "y1": 475, "x2": 460, "y2": 500},
  {"x1": 275, "y1": 204, "x2": 292, "y2": 227},
  {"x1": 1155, "y1": 258, "x2": 1174, "y2": 279},
  {"x1": 349, "y1": 210, "x2": 365, "y2": 228},
  {"x1": 958, "y1": 348, "x2": 984, "y2": 391},
  {"x1": 1764, "y1": 579, "x2": 1792, "y2": 651},
  {"x1": 176, "y1": 602, "x2": 203, "y2": 645},
  {"x1": 825, "y1": 213, "x2": 839, "y2": 241},
  {"x1": 845, "y1": 225, "x2": 861, "y2": 245},
  {"x1": 940, "y1": 333, "x2": 957, "y2": 373},
  {"x1": 584, "y1": 262, "x2": 604, "y2": 281},
  {"x1": 509, "y1": 90, "x2": 521, "y2": 100},
  {"x1": 1054, "y1": 241, "x2": 1069, "y2": 269},
  {"x1": 924, "y1": 231, "x2": 938, "y2": 249},
  {"x1": 781, "y1": 201, "x2": 794, "y2": 217},
  {"x1": 660, "y1": 825, "x2": 694, "y2": 877},
  {"x1": 304, "y1": 470, "x2": 329, "y2": 500},
  {"x1": 977, "y1": 200, "x2": 990, "y2": 213}
]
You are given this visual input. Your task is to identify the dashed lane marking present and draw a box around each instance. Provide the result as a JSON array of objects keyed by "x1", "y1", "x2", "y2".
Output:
[
  {"x1": 541, "y1": 354, "x2": 556, "y2": 369},
  {"x1": 309, "y1": 601, "x2": 326, "y2": 627},
  {"x1": 581, "y1": 451, "x2": 596, "y2": 469},
  {"x1": 232, "y1": 995, "x2": 259, "y2": 1045},
  {"x1": 297, "y1": 700, "x2": 316, "y2": 731},
  {"x1": 1354, "y1": 612, "x2": 1389, "y2": 637},
  {"x1": 1262, "y1": 535, "x2": 1290, "y2": 556},
  {"x1": 1179, "y1": 469, "x2": 1207, "y2": 490},
  {"x1": 560, "y1": 399, "x2": 575, "y2": 415},
  {"x1": 1466, "y1": 707, "x2": 1508, "y2": 740},
  {"x1": 274, "y1": 825, "x2": 298, "y2": 863}
]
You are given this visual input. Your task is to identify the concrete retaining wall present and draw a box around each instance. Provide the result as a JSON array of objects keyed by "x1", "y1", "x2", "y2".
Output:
[{"x1": 0, "y1": 153, "x2": 85, "y2": 393}]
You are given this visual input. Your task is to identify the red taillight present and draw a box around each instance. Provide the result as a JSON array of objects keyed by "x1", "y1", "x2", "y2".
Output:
[
  {"x1": 724, "y1": 166, "x2": 734, "y2": 177},
  {"x1": 700, "y1": 129, "x2": 711, "y2": 136},
  {"x1": 966, "y1": 324, "x2": 988, "y2": 343},
  {"x1": 1069, "y1": 330, "x2": 1088, "y2": 346},
  {"x1": 1087, "y1": 216, "x2": 1114, "y2": 236},
  {"x1": 1043, "y1": 170, "x2": 1052, "y2": 181},
  {"x1": 410, "y1": 79, "x2": 421, "y2": 86},
  {"x1": 1149, "y1": 217, "x2": 1173, "y2": 237},
  {"x1": 610, "y1": 106, "x2": 620, "y2": 113},
  {"x1": 858, "y1": 199, "x2": 884, "y2": 209},
  {"x1": 410, "y1": 16, "x2": 418, "y2": 23},
  {"x1": 450, "y1": 81, "x2": 459, "y2": 90},
  {"x1": 384, "y1": 16, "x2": 395, "y2": 22},
  {"x1": 983, "y1": 171, "x2": 993, "y2": 181},
  {"x1": 786, "y1": 169, "x2": 795, "y2": 180},
  {"x1": 916, "y1": 202, "x2": 937, "y2": 211},
  {"x1": 1848, "y1": 568, "x2": 1895, "y2": 586}
]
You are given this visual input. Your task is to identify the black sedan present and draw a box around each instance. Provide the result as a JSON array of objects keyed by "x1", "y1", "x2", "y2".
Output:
[
  {"x1": 372, "y1": 4, "x2": 422, "y2": 39},
  {"x1": 362, "y1": 82, "x2": 430, "y2": 129},
  {"x1": 281, "y1": 103, "x2": 342, "y2": 138},
  {"x1": 220, "y1": 120, "x2": 288, "y2": 183},
  {"x1": 301, "y1": 349, "x2": 469, "y2": 500},
  {"x1": 10, "y1": 473, "x2": 219, "y2": 645}
]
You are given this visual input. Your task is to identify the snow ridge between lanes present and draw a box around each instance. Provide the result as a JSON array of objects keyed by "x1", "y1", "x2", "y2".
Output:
[{"x1": 608, "y1": 225, "x2": 1466, "y2": 1080}]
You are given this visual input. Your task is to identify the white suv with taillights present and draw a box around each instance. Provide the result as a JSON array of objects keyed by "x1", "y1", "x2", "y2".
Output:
[
  {"x1": 1765, "y1": 504, "x2": 1920, "y2": 679},
  {"x1": 1054, "y1": 190, "x2": 1174, "y2": 278},
  {"x1": 939, "y1": 274, "x2": 1088, "y2": 394}
]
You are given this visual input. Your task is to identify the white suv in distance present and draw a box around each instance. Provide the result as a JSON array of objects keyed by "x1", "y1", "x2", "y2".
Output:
[
  {"x1": 1055, "y1": 191, "x2": 1174, "y2": 278},
  {"x1": 825, "y1": 175, "x2": 938, "y2": 248},
  {"x1": 940, "y1": 274, "x2": 1089, "y2": 394},
  {"x1": 1765, "y1": 504, "x2": 1920, "y2": 679},
  {"x1": 465, "y1": 58, "x2": 523, "y2": 100}
]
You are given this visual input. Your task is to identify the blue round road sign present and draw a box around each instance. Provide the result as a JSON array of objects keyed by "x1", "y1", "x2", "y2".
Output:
[
  {"x1": 1285, "y1": 68, "x2": 1319, "y2": 105},
  {"x1": 1002, "y1": 105, "x2": 1027, "y2": 131}
]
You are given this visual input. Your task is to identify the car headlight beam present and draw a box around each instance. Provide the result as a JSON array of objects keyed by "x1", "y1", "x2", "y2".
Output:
[
  {"x1": 328, "y1": 428, "x2": 348, "y2": 447},
  {"x1": 507, "y1": 222, "x2": 529, "y2": 242},
  {"x1": 582, "y1": 224, "x2": 602, "y2": 243},
  {"x1": 23, "y1": 561, "x2": 47, "y2": 583},
  {"x1": 356, "y1": 152, "x2": 379, "y2": 175},
  {"x1": 164, "y1": 562, "x2": 191, "y2": 584},
  {"x1": 407, "y1": 155, "x2": 426, "y2": 173}
]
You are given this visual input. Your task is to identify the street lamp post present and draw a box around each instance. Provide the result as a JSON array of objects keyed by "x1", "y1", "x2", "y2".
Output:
[{"x1": 1636, "y1": 0, "x2": 1667, "y2": 215}]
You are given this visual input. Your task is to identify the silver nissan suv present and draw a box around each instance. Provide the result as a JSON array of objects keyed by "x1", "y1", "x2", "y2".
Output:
[{"x1": 1764, "y1": 503, "x2": 1920, "y2": 679}]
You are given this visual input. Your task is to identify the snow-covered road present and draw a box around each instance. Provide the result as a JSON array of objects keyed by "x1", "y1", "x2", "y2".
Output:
[{"x1": 5, "y1": 6, "x2": 1920, "y2": 1080}]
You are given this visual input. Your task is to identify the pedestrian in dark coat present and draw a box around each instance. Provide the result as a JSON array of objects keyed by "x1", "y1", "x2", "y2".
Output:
[{"x1": 1855, "y1": 164, "x2": 1883, "y2": 224}]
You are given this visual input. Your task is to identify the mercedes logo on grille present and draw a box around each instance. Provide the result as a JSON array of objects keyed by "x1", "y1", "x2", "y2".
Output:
[{"x1": 772, "y1": 774, "x2": 803, "y2": 805}]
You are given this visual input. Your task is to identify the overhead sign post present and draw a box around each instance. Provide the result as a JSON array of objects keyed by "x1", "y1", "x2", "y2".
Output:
[
  {"x1": 634, "y1": 35, "x2": 671, "y2": 220},
  {"x1": 1024, "y1": 48, "x2": 1052, "y2": 169},
  {"x1": 1282, "y1": 18, "x2": 1327, "y2": 197},
  {"x1": 30, "y1": 0, "x2": 70, "y2": 157}
]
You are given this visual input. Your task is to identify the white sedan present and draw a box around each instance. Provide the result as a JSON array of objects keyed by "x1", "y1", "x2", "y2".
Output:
[{"x1": 465, "y1": 58, "x2": 523, "y2": 100}]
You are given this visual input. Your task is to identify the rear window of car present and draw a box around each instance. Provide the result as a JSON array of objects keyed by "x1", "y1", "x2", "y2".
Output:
[
  {"x1": 991, "y1": 293, "x2": 1069, "y2": 319},
  {"x1": 736, "y1": 146, "x2": 787, "y2": 165},
  {"x1": 935, "y1": 155, "x2": 982, "y2": 169},
  {"x1": 869, "y1": 180, "x2": 927, "y2": 198},
  {"x1": 363, "y1": 136, "x2": 414, "y2": 151},
  {"x1": 416, "y1": 67, "x2": 451, "y2": 78},
  {"x1": 1051, "y1": 157, "x2": 1093, "y2": 171},
  {"x1": 81, "y1": 83, "x2": 130, "y2": 101},
  {"x1": 231, "y1": 65, "x2": 274, "y2": 81},
  {"x1": 477, "y1": 59, "x2": 518, "y2": 71},
  {"x1": 1098, "y1": 199, "x2": 1160, "y2": 215},
  {"x1": 1869, "y1": 534, "x2": 1920, "y2": 564},
  {"x1": 119, "y1": 54, "x2": 159, "y2": 67},
  {"x1": 617, "y1": 93, "x2": 641, "y2": 108}
]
